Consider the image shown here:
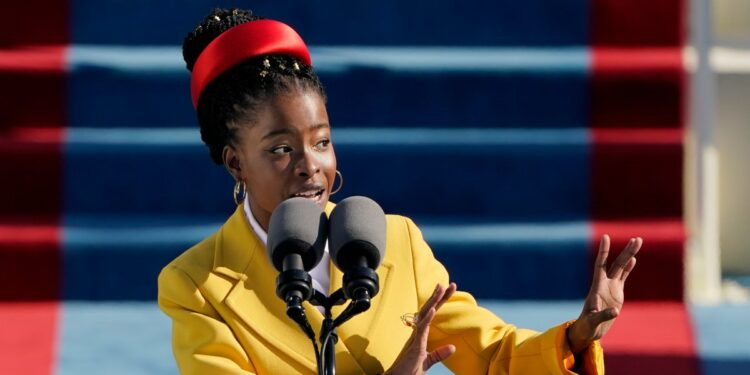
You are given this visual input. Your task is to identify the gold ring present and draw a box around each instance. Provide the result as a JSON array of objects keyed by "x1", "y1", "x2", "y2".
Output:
[{"x1": 400, "y1": 312, "x2": 419, "y2": 329}]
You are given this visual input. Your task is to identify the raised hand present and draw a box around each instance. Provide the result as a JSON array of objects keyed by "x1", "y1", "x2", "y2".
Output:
[
  {"x1": 385, "y1": 283, "x2": 457, "y2": 375},
  {"x1": 567, "y1": 234, "x2": 642, "y2": 353}
]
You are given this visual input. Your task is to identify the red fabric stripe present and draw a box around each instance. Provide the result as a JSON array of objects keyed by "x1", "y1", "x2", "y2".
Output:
[
  {"x1": 592, "y1": 128, "x2": 683, "y2": 145},
  {"x1": 0, "y1": 222, "x2": 59, "y2": 244},
  {"x1": 593, "y1": 48, "x2": 684, "y2": 73},
  {"x1": 601, "y1": 302, "x2": 699, "y2": 374},
  {"x1": 0, "y1": 222, "x2": 61, "y2": 300},
  {"x1": 591, "y1": 0, "x2": 685, "y2": 46},
  {"x1": 591, "y1": 128, "x2": 684, "y2": 220},
  {"x1": 0, "y1": 1, "x2": 69, "y2": 46},
  {"x1": 0, "y1": 45, "x2": 66, "y2": 217},
  {"x1": 0, "y1": 302, "x2": 59, "y2": 375},
  {"x1": 0, "y1": 46, "x2": 67, "y2": 130},
  {"x1": 0, "y1": 137, "x2": 64, "y2": 216},
  {"x1": 591, "y1": 48, "x2": 685, "y2": 129},
  {"x1": 0, "y1": 46, "x2": 67, "y2": 72},
  {"x1": 0, "y1": 10, "x2": 66, "y2": 374},
  {"x1": 592, "y1": 221, "x2": 685, "y2": 301},
  {"x1": 0, "y1": 42, "x2": 64, "y2": 304}
]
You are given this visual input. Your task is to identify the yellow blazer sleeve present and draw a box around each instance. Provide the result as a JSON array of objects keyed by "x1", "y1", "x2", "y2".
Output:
[
  {"x1": 158, "y1": 264, "x2": 257, "y2": 375},
  {"x1": 403, "y1": 217, "x2": 604, "y2": 375}
]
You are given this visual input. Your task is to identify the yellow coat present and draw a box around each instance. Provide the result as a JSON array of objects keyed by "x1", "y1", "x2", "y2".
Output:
[{"x1": 158, "y1": 204, "x2": 604, "y2": 374}]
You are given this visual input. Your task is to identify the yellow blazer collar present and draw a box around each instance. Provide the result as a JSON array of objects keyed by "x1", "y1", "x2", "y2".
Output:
[{"x1": 211, "y1": 201, "x2": 336, "y2": 279}]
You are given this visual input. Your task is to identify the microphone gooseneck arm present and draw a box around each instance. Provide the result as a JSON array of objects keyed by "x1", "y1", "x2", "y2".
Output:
[{"x1": 309, "y1": 287, "x2": 373, "y2": 375}]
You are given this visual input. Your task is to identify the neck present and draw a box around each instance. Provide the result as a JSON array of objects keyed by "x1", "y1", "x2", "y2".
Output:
[{"x1": 246, "y1": 199, "x2": 271, "y2": 233}]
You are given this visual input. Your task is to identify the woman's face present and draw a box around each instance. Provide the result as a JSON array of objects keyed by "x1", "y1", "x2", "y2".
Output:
[{"x1": 225, "y1": 88, "x2": 336, "y2": 230}]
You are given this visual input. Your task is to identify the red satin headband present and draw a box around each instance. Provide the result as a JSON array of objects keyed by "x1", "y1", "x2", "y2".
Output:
[{"x1": 190, "y1": 19, "x2": 312, "y2": 108}]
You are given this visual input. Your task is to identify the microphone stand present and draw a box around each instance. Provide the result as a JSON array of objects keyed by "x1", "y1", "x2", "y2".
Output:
[
  {"x1": 292, "y1": 288, "x2": 372, "y2": 375},
  {"x1": 310, "y1": 289, "x2": 345, "y2": 375},
  {"x1": 279, "y1": 263, "x2": 378, "y2": 374}
]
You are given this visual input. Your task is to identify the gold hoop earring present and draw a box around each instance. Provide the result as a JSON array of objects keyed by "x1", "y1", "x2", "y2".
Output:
[
  {"x1": 233, "y1": 180, "x2": 247, "y2": 206},
  {"x1": 331, "y1": 170, "x2": 343, "y2": 196}
]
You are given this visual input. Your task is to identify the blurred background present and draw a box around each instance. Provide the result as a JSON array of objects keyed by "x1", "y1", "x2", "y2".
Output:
[{"x1": 0, "y1": 0, "x2": 748, "y2": 374}]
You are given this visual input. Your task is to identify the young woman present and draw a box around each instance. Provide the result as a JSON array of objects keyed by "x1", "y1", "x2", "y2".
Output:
[{"x1": 158, "y1": 8, "x2": 642, "y2": 374}]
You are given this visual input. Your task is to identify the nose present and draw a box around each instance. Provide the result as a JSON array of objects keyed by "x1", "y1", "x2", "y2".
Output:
[{"x1": 294, "y1": 149, "x2": 320, "y2": 177}]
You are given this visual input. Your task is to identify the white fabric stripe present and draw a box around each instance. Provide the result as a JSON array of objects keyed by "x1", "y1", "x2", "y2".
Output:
[
  {"x1": 66, "y1": 127, "x2": 589, "y2": 146},
  {"x1": 67, "y1": 45, "x2": 589, "y2": 73},
  {"x1": 69, "y1": 44, "x2": 750, "y2": 74},
  {"x1": 63, "y1": 221, "x2": 589, "y2": 246}
]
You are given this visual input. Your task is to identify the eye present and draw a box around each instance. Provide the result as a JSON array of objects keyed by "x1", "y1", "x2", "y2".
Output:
[
  {"x1": 314, "y1": 139, "x2": 330, "y2": 151},
  {"x1": 270, "y1": 145, "x2": 293, "y2": 155}
]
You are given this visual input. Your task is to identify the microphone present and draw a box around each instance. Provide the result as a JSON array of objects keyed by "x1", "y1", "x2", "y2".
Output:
[
  {"x1": 267, "y1": 197, "x2": 327, "y2": 340},
  {"x1": 329, "y1": 196, "x2": 386, "y2": 303}
]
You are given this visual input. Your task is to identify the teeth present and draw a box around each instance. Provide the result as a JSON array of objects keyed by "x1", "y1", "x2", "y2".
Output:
[{"x1": 293, "y1": 190, "x2": 321, "y2": 198}]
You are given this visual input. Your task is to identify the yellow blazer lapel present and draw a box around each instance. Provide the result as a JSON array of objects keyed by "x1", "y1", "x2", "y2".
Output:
[
  {"x1": 329, "y1": 257, "x2": 394, "y2": 374},
  {"x1": 212, "y1": 206, "x2": 322, "y2": 370},
  {"x1": 323, "y1": 201, "x2": 402, "y2": 373}
]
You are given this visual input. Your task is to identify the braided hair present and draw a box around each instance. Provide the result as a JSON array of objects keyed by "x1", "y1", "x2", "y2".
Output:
[{"x1": 183, "y1": 8, "x2": 327, "y2": 165}]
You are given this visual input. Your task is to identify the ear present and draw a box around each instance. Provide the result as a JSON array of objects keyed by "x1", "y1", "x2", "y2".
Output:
[{"x1": 222, "y1": 145, "x2": 242, "y2": 181}]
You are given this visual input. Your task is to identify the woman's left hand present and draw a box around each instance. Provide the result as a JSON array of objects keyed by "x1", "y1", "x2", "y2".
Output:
[{"x1": 567, "y1": 234, "x2": 642, "y2": 353}]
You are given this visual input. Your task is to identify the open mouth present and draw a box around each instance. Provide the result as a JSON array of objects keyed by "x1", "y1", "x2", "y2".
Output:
[{"x1": 290, "y1": 188, "x2": 325, "y2": 202}]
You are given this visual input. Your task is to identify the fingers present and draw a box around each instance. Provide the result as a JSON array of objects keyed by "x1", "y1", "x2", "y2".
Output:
[
  {"x1": 417, "y1": 307, "x2": 436, "y2": 334},
  {"x1": 389, "y1": 286, "x2": 458, "y2": 375},
  {"x1": 434, "y1": 282, "x2": 457, "y2": 311},
  {"x1": 588, "y1": 307, "x2": 619, "y2": 327},
  {"x1": 608, "y1": 237, "x2": 642, "y2": 280},
  {"x1": 419, "y1": 283, "x2": 456, "y2": 322},
  {"x1": 620, "y1": 257, "x2": 637, "y2": 282},
  {"x1": 388, "y1": 307, "x2": 439, "y2": 375},
  {"x1": 418, "y1": 285, "x2": 442, "y2": 322},
  {"x1": 415, "y1": 307, "x2": 436, "y2": 354},
  {"x1": 408, "y1": 283, "x2": 457, "y2": 371},
  {"x1": 415, "y1": 284, "x2": 455, "y2": 353},
  {"x1": 593, "y1": 234, "x2": 611, "y2": 282},
  {"x1": 423, "y1": 345, "x2": 456, "y2": 371}
]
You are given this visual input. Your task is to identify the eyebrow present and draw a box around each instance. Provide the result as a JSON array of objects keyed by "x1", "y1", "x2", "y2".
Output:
[{"x1": 261, "y1": 123, "x2": 330, "y2": 141}]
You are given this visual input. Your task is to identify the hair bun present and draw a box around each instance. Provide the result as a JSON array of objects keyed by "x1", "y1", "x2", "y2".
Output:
[{"x1": 182, "y1": 8, "x2": 261, "y2": 72}]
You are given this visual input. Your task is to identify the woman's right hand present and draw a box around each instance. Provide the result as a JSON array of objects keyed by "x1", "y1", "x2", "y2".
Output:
[{"x1": 385, "y1": 283, "x2": 457, "y2": 375}]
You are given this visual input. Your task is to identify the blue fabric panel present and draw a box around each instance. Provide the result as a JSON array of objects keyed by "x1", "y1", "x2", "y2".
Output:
[
  {"x1": 67, "y1": 46, "x2": 195, "y2": 127},
  {"x1": 60, "y1": 218, "x2": 588, "y2": 300},
  {"x1": 64, "y1": 141, "x2": 233, "y2": 216},
  {"x1": 479, "y1": 300, "x2": 583, "y2": 330},
  {"x1": 65, "y1": 128, "x2": 590, "y2": 220},
  {"x1": 692, "y1": 303, "x2": 750, "y2": 374},
  {"x1": 324, "y1": 68, "x2": 587, "y2": 129},
  {"x1": 71, "y1": 0, "x2": 588, "y2": 46},
  {"x1": 62, "y1": 215, "x2": 220, "y2": 300},
  {"x1": 334, "y1": 139, "x2": 589, "y2": 221},
  {"x1": 425, "y1": 223, "x2": 591, "y2": 299},
  {"x1": 57, "y1": 302, "x2": 176, "y2": 374},
  {"x1": 67, "y1": 46, "x2": 589, "y2": 129}
]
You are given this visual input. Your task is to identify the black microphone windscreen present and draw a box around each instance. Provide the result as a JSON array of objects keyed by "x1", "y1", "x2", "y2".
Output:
[
  {"x1": 329, "y1": 196, "x2": 386, "y2": 271},
  {"x1": 267, "y1": 197, "x2": 327, "y2": 272}
]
